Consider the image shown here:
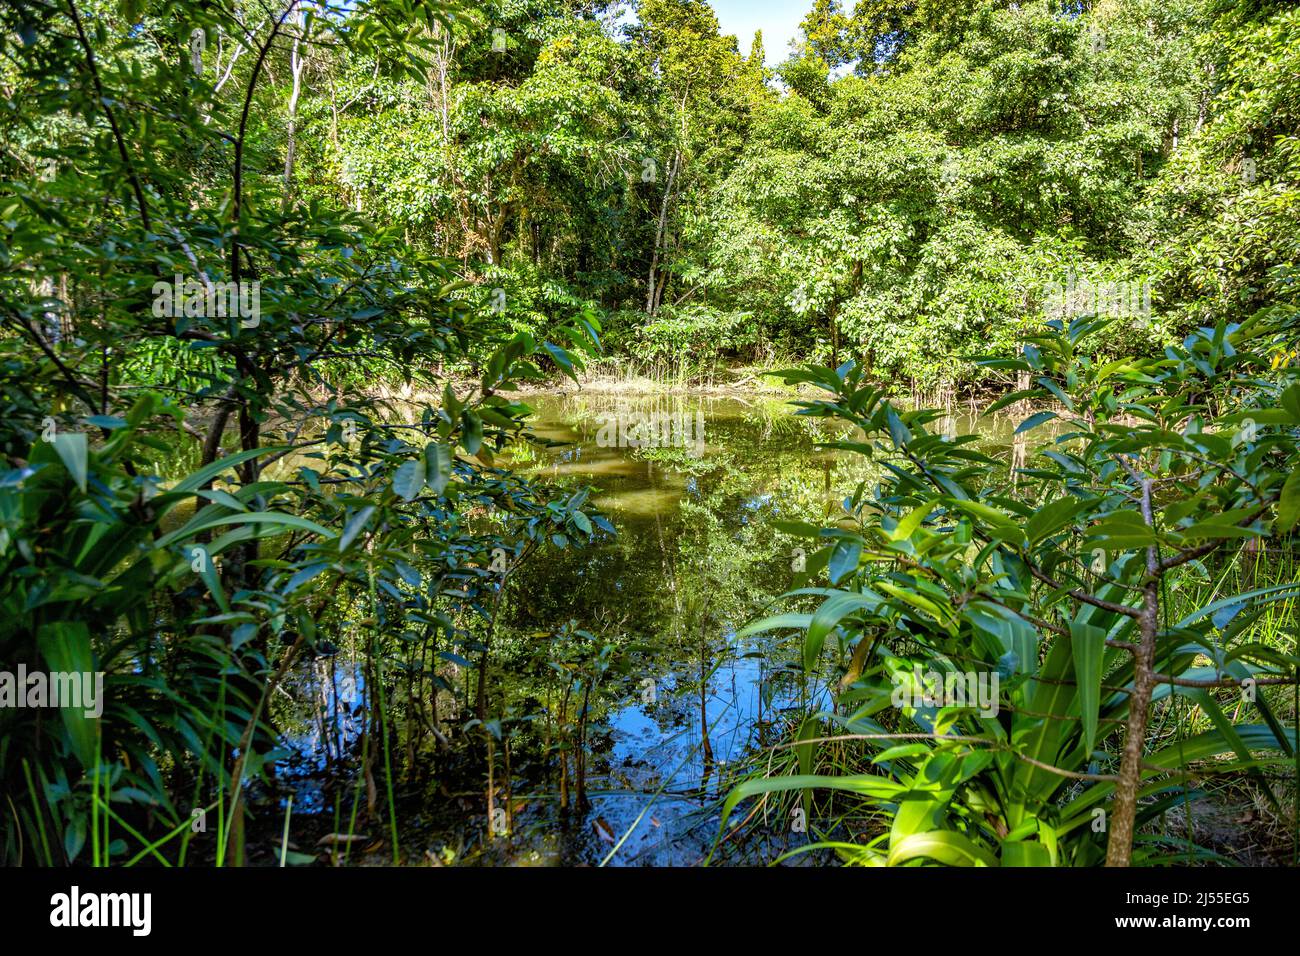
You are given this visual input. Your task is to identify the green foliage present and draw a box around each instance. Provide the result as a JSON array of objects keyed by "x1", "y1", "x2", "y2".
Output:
[
  {"x1": 0, "y1": 0, "x2": 604, "y2": 864},
  {"x1": 2, "y1": 0, "x2": 1297, "y2": 869},
  {"x1": 106, "y1": 0, "x2": 1290, "y2": 395},
  {"x1": 730, "y1": 311, "x2": 1300, "y2": 865}
]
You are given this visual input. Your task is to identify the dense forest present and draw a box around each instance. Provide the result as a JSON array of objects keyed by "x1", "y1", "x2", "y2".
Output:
[
  {"x1": 276, "y1": 0, "x2": 1298, "y2": 393},
  {"x1": 1, "y1": 0, "x2": 1299, "y2": 877}
]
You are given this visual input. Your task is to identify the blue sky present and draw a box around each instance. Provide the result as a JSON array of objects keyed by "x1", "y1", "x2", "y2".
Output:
[
  {"x1": 607, "y1": 1, "x2": 809, "y2": 68},
  {"x1": 710, "y1": 0, "x2": 807, "y2": 65}
]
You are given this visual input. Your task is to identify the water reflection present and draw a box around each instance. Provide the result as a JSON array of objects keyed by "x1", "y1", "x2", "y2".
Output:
[{"x1": 268, "y1": 390, "x2": 1023, "y2": 865}]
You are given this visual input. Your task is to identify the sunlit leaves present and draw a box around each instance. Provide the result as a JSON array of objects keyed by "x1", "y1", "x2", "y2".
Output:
[
  {"x1": 424, "y1": 441, "x2": 452, "y2": 495},
  {"x1": 732, "y1": 302, "x2": 1300, "y2": 866},
  {"x1": 391, "y1": 459, "x2": 424, "y2": 501}
]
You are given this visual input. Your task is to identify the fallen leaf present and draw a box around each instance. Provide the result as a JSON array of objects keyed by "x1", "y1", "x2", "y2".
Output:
[{"x1": 315, "y1": 833, "x2": 370, "y2": 847}]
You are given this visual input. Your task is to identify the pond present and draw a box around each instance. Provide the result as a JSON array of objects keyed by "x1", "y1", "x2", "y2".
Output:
[{"x1": 270, "y1": 389, "x2": 1023, "y2": 866}]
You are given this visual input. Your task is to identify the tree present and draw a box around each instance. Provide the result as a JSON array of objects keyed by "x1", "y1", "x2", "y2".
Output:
[{"x1": 734, "y1": 310, "x2": 1300, "y2": 866}]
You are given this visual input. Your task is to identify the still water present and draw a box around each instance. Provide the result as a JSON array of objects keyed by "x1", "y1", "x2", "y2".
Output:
[{"x1": 273, "y1": 390, "x2": 1017, "y2": 865}]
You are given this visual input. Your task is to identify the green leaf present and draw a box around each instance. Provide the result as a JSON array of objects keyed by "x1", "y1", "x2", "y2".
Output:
[
  {"x1": 878, "y1": 582, "x2": 952, "y2": 631},
  {"x1": 1015, "y1": 410, "x2": 1057, "y2": 434},
  {"x1": 1277, "y1": 468, "x2": 1300, "y2": 532},
  {"x1": 1036, "y1": 376, "x2": 1074, "y2": 410},
  {"x1": 891, "y1": 501, "x2": 936, "y2": 541},
  {"x1": 949, "y1": 499, "x2": 1026, "y2": 545},
  {"x1": 156, "y1": 512, "x2": 333, "y2": 549},
  {"x1": 52, "y1": 432, "x2": 88, "y2": 493},
  {"x1": 1025, "y1": 495, "x2": 1094, "y2": 544},
  {"x1": 887, "y1": 830, "x2": 998, "y2": 867},
  {"x1": 193, "y1": 488, "x2": 247, "y2": 512},
  {"x1": 1071, "y1": 620, "x2": 1106, "y2": 756},
  {"x1": 194, "y1": 546, "x2": 231, "y2": 613},
  {"x1": 1146, "y1": 725, "x2": 1297, "y2": 774},
  {"x1": 982, "y1": 388, "x2": 1039, "y2": 416},
  {"x1": 37, "y1": 622, "x2": 98, "y2": 768},
  {"x1": 716, "y1": 774, "x2": 902, "y2": 837},
  {"x1": 1174, "y1": 584, "x2": 1300, "y2": 629},
  {"x1": 392, "y1": 460, "x2": 423, "y2": 502},
  {"x1": 65, "y1": 821, "x2": 86, "y2": 864},
  {"x1": 285, "y1": 562, "x2": 329, "y2": 595},
  {"x1": 1000, "y1": 839, "x2": 1051, "y2": 866},
  {"x1": 1183, "y1": 688, "x2": 1280, "y2": 811},
  {"x1": 827, "y1": 538, "x2": 862, "y2": 584},
  {"x1": 461, "y1": 411, "x2": 482, "y2": 456},
  {"x1": 1180, "y1": 518, "x2": 1262, "y2": 542},
  {"x1": 733, "y1": 613, "x2": 814, "y2": 640},
  {"x1": 772, "y1": 520, "x2": 824, "y2": 537},
  {"x1": 1280, "y1": 384, "x2": 1300, "y2": 421},
  {"x1": 424, "y1": 442, "x2": 452, "y2": 495},
  {"x1": 171, "y1": 447, "x2": 289, "y2": 493},
  {"x1": 886, "y1": 406, "x2": 911, "y2": 448},
  {"x1": 340, "y1": 506, "x2": 376, "y2": 552},
  {"x1": 804, "y1": 591, "x2": 881, "y2": 671},
  {"x1": 542, "y1": 341, "x2": 578, "y2": 382},
  {"x1": 966, "y1": 600, "x2": 1037, "y2": 675},
  {"x1": 1085, "y1": 510, "x2": 1156, "y2": 549}
]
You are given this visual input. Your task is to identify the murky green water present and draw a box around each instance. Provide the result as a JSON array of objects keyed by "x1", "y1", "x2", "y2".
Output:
[{"x1": 272, "y1": 389, "x2": 1020, "y2": 865}]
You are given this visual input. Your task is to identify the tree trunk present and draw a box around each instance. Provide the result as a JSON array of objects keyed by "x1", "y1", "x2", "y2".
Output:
[
  {"x1": 1106, "y1": 477, "x2": 1159, "y2": 866},
  {"x1": 645, "y1": 149, "x2": 681, "y2": 316},
  {"x1": 281, "y1": 16, "x2": 307, "y2": 213}
]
